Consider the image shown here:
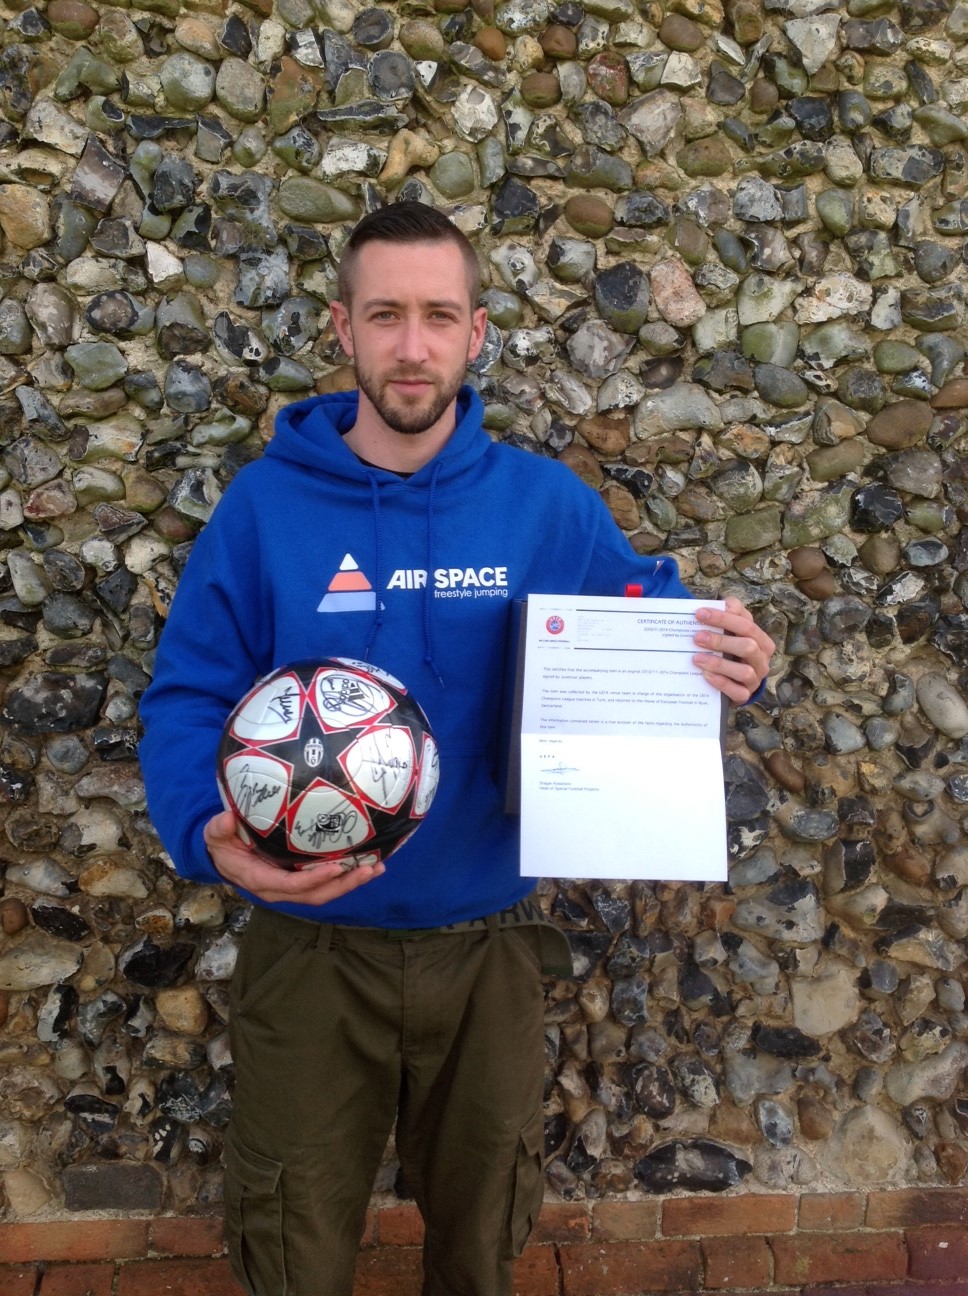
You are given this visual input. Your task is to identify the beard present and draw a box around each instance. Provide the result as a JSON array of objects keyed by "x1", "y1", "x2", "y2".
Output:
[{"x1": 354, "y1": 361, "x2": 465, "y2": 436}]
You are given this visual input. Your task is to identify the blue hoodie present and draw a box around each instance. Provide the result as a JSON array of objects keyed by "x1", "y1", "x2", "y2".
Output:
[{"x1": 139, "y1": 386, "x2": 692, "y2": 927}]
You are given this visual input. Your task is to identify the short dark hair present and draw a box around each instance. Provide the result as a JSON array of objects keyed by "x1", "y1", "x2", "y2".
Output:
[{"x1": 336, "y1": 202, "x2": 481, "y2": 308}]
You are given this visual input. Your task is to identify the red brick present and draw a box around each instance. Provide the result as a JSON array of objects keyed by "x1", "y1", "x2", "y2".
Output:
[
  {"x1": 375, "y1": 1204, "x2": 424, "y2": 1246},
  {"x1": 560, "y1": 1239, "x2": 702, "y2": 1295},
  {"x1": 663, "y1": 1193, "x2": 796, "y2": 1237},
  {"x1": 805, "y1": 1287, "x2": 968, "y2": 1296},
  {"x1": 909, "y1": 1225, "x2": 968, "y2": 1281},
  {"x1": 514, "y1": 1245, "x2": 559, "y2": 1296},
  {"x1": 0, "y1": 1265, "x2": 38, "y2": 1296},
  {"x1": 352, "y1": 1246, "x2": 423, "y2": 1296},
  {"x1": 0, "y1": 1222, "x2": 150, "y2": 1265},
  {"x1": 799, "y1": 1193, "x2": 866, "y2": 1231},
  {"x1": 117, "y1": 1257, "x2": 246, "y2": 1296},
  {"x1": 360, "y1": 1209, "x2": 377, "y2": 1247},
  {"x1": 702, "y1": 1235, "x2": 772, "y2": 1289},
  {"x1": 355, "y1": 1239, "x2": 558, "y2": 1294},
  {"x1": 867, "y1": 1188, "x2": 968, "y2": 1229},
  {"x1": 530, "y1": 1202, "x2": 591, "y2": 1244},
  {"x1": 39, "y1": 1263, "x2": 114, "y2": 1296},
  {"x1": 150, "y1": 1216, "x2": 225, "y2": 1257},
  {"x1": 592, "y1": 1201, "x2": 659, "y2": 1241},
  {"x1": 771, "y1": 1232, "x2": 908, "y2": 1286}
]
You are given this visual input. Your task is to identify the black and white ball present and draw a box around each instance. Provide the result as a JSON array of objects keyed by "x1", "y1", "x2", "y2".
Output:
[{"x1": 217, "y1": 659, "x2": 439, "y2": 870}]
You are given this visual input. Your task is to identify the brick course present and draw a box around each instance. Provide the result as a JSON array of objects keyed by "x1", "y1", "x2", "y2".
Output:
[
  {"x1": 150, "y1": 1215, "x2": 226, "y2": 1257},
  {"x1": 513, "y1": 1247, "x2": 559, "y2": 1296},
  {"x1": 559, "y1": 1239, "x2": 703, "y2": 1295},
  {"x1": 702, "y1": 1234, "x2": 773, "y2": 1289},
  {"x1": 770, "y1": 1232, "x2": 908, "y2": 1287},
  {"x1": 374, "y1": 1203, "x2": 425, "y2": 1247},
  {"x1": 352, "y1": 1247, "x2": 424, "y2": 1296},
  {"x1": 116, "y1": 1258, "x2": 245, "y2": 1296},
  {"x1": 908, "y1": 1227, "x2": 968, "y2": 1282},
  {"x1": 0, "y1": 1221, "x2": 150, "y2": 1265},
  {"x1": 38, "y1": 1263, "x2": 115, "y2": 1296},
  {"x1": 867, "y1": 1189, "x2": 968, "y2": 1229},
  {"x1": 531, "y1": 1201, "x2": 591, "y2": 1243},
  {"x1": 798, "y1": 1194, "x2": 866, "y2": 1232},
  {"x1": 5, "y1": 1190, "x2": 968, "y2": 1295},
  {"x1": 0, "y1": 1266, "x2": 38, "y2": 1296},
  {"x1": 664, "y1": 1194, "x2": 797, "y2": 1237}
]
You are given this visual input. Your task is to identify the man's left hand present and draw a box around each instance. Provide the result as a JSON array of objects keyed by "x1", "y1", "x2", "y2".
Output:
[{"x1": 693, "y1": 596, "x2": 775, "y2": 704}]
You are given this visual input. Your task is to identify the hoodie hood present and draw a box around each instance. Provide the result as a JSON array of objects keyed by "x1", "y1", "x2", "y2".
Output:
[{"x1": 264, "y1": 385, "x2": 492, "y2": 488}]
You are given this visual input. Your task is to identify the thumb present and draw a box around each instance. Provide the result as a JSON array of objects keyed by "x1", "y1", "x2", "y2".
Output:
[{"x1": 204, "y1": 810, "x2": 243, "y2": 847}]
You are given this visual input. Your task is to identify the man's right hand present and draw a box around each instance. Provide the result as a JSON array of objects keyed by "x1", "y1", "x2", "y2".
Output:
[{"x1": 203, "y1": 810, "x2": 385, "y2": 907}]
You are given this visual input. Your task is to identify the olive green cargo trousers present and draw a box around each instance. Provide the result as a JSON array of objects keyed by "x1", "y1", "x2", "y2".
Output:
[{"x1": 224, "y1": 902, "x2": 566, "y2": 1296}]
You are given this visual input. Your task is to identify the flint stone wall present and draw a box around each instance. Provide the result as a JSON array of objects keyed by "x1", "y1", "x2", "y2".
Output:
[{"x1": 0, "y1": 0, "x2": 966, "y2": 1221}]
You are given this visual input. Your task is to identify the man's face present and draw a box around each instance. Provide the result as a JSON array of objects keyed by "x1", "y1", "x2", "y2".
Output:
[{"x1": 331, "y1": 240, "x2": 487, "y2": 438}]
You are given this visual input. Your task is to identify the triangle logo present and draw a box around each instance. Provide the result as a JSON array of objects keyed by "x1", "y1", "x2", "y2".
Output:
[{"x1": 317, "y1": 553, "x2": 377, "y2": 613}]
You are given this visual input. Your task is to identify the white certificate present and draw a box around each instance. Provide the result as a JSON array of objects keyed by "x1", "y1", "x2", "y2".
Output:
[{"x1": 519, "y1": 595, "x2": 728, "y2": 882}]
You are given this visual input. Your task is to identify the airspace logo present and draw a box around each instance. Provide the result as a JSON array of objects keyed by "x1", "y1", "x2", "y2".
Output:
[{"x1": 387, "y1": 566, "x2": 510, "y2": 601}]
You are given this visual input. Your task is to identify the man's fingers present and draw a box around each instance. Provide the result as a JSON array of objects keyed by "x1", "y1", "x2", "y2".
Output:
[
  {"x1": 204, "y1": 810, "x2": 385, "y2": 904},
  {"x1": 694, "y1": 600, "x2": 775, "y2": 682},
  {"x1": 693, "y1": 598, "x2": 775, "y2": 701},
  {"x1": 249, "y1": 862, "x2": 385, "y2": 906}
]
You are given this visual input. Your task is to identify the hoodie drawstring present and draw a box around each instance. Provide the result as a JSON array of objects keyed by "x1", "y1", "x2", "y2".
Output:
[
  {"x1": 423, "y1": 462, "x2": 445, "y2": 688},
  {"x1": 361, "y1": 472, "x2": 384, "y2": 664},
  {"x1": 361, "y1": 463, "x2": 445, "y2": 689}
]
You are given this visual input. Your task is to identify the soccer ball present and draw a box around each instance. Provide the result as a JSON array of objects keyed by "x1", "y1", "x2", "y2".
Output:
[{"x1": 216, "y1": 659, "x2": 439, "y2": 870}]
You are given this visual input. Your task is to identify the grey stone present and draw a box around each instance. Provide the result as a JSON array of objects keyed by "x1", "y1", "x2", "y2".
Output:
[
  {"x1": 235, "y1": 249, "x2": 292, "y2": 309},
  {"x1": 0, "y1": 932, "x2": 84, "y2": 990},
  {"x1": 634, "y1": 1140, "x2": 752, "y2": 1193},
  {"x1": 566, "y1": 321, "x2": 634, "y2": 380},
  {"x1": 733, "y1": 881, "x2": 826, "y2": 943},
  {"x1": 916, "y1": 675, "x2": 968, "y2": 739},
  {"x1": 885, "y1": 1043, "x2": 968, "y2": 1106},
  {"x1": 565, "y1": 146, "x2": 633, "y2": 191},
  {"x1": 165, "y1": 360, "x2": 212, "y2": 414},
  {"x1": 594, "y1": 263, "x2": 650, "y2": 334},
  {"x1": 634, "y1": 384, "x2": 723, "y2": 436},
  {"x1": 215, "y1": 57, "x2": 266, "y2": 122},
  {"x1": 618, "y1": 91, "x2": 682, "y2": 158},
  {"x1": 160, "y1": 53, "x2": 215, "y2": 111},
  {"x1": 69, "y1": 137, "x2": 126, "y2": 213}
]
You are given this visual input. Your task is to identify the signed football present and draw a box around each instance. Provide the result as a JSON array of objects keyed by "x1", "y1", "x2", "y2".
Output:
[{"x1": 216, "y1": 659, "x2": 439, "y2": 870}]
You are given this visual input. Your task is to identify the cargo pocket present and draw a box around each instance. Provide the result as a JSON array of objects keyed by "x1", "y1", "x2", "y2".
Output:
[
  {"x1": 504, "y1": 924, "x2": 542, "y2": 973},
  {"x1": 232, "y1": 937, "x2": 306, "y2": 1019},
  {"x1": 224, "y1": 1130, "x2": 288, "y2": 1296},
  {"x1": 502, "y1": 1109, "x2": 545, "y2": 1260}
]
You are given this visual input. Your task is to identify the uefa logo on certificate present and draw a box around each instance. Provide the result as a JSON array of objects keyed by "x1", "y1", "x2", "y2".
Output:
[{"x1": 546, "y1": 615, "x2": 565, "y2": 635}]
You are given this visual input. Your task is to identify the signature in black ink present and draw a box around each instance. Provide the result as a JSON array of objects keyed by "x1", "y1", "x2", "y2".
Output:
[
  {"x1": 318, "y1": 673, "x2": 382, "y2": 719},
  {"x1": 267, "y1": 685, "x2": 299, "y2": 725},
  {"x1": 233, "y1": 764, "x2": 281, "y2": 820},
  {"x1": 542, "y1": 764, "x2": 578, "y2": 775},
  {"x1": 359, "y1": 731, "x2": 412, "y2": 801},
  {"x1": 292, "y1": 807, "x2": 360, "y2": 850}
]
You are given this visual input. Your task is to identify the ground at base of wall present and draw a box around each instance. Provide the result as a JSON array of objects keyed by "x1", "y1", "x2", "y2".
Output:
[{"x1": 2, "y1": 1189, "x2": 968, "y2": 1296}]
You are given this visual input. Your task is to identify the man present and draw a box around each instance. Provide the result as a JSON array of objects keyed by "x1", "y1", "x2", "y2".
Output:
[{"x1": 139, "y1": 203, "x2": 774, "y2": 1296}]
